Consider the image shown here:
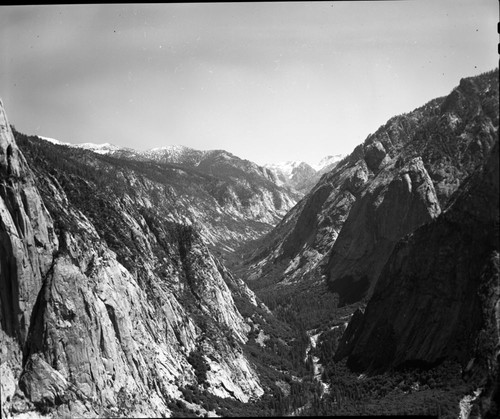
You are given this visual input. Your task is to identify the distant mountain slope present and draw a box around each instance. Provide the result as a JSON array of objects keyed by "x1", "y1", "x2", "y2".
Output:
[
  {"x1": 32, "y1": 138, "x2": 302, "y2": 219},
  {"x1": 20, "y1": 135, "x2": 298, "y2": 259},
  {"x1": 242, "y1": 69, "x2": 498, "y2": 309},
  {"x1": 53, "y1": 139, "x2": 304, "y2": 201}
]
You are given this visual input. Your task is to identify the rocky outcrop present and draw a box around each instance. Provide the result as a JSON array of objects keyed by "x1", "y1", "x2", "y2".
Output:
[
  {"x1": 335, "y1": 141, "x2": 498, "y2": 415},
  {"x1": 1, "y1": 100, "x2": 265, "y2": 417},
  {"x1": 325, "y1": 156, "x2": 441, "y2": 304},
  {"x1": 1, "y1": 99, "x2": 60, "y2": 418},
  {"x1": 243, "y1": 69, "x2": 499, "y2": 309},
  {"x1": 364, "y1": 140, "x2": 388, "y2": 171},
  {"x1": 287, "y1": 162, "x2": 317, "y2": 193}
]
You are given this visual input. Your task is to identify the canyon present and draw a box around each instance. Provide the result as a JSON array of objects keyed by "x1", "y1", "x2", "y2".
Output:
[{"x1": 1, "y1": 69, "x2": 499, "y2": 417}]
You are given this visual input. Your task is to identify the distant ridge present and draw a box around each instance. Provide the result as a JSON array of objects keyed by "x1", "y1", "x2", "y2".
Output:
[{"x1": 34, "y1": 136, "x2": 343, "y2": 196}]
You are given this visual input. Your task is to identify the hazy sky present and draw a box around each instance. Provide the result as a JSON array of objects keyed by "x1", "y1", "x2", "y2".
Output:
[{"x1": 0, "y1": 1, "x2": 497, "y2": 166}]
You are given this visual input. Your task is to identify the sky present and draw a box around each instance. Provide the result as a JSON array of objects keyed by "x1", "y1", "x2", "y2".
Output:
[{"x1": 0, "y1": 1, "x2": 498, "y2": 166}]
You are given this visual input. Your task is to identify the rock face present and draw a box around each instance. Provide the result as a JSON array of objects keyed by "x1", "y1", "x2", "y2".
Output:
[
  {"x1": 1, "y1": 99, "x2": 59, "y2": 417},
  {"x1": 325, "y1": 156, "x2": 441, "y2": 304},
  {"x1": 287, "y1": 162, "x2": 317, "y2": 193},
  {"x1": 335, "y1": 140, "x2": 499, "y2": 415},
  {"x1": 243, "y1": 69, "x2": 498, "y2": 308},
  {"x1": 0, "y1": 100, "x2": 265, "y2": 417},
  {"x1": 0, "y1": 100, "x2": 58, "y2": 344}
]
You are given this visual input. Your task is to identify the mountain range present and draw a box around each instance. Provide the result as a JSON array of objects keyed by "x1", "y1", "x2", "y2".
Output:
[
  {"x1": 1, "y1": 68, "x2": 498, "y2": 418},
  {"x1": 38, "y1": 136, "x2": 339, "y2": 196}
]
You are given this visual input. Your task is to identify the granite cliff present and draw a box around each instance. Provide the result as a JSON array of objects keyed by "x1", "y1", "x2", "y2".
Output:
[
  {"x1": 334, "y1": 140, "x2": 499, "y2": 416},
  {"x1": 1, "y1": 100, "x2": 267, "y2": 417}
]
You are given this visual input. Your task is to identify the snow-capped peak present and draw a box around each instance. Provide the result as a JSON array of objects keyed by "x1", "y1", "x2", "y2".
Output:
[
  {"x1": 149, "y1": 144, "x2": 188, "y2": 153},
  {"x1": 73, "y1": 142, "x2": 123, "y2": 154},
  {"x1": 140, "y1": 144, "x2": 200, "y2": 162},
  {"x1": 265, "y1": 154, "x2": 345, "y2": 176},
  {"x1": 264, "y1": 161, "x2": 306, "y2": 177},
  {"x1": 36, "y1": 136, "x2": 126, "y2": 155},
  {"x1": 310, "y1": 154, "x2": 345, "y2": 171},
  {"x1": 38, "y1": 136, "x2": 71, "y2": 146}
]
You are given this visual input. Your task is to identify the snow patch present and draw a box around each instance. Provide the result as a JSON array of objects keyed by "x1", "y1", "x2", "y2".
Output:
[
  {"x1": 255, "y1": 329, "x2": 270, "y2": 348},
  {"x1": 74, "y1": 142, "x2": 122, "y2": 154},
  {"x1": 265, "y1": 161, "x2": 305, "y2": 177},
  {"x1": 36, "y1": 136, "x2": 126, "y2": 155},
  {"x1": 311, "y1": 154, "x2": 345, "y2": 171},
  {"x1": 37, "y1": 135, "x2": 70, "y2": 146}
]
